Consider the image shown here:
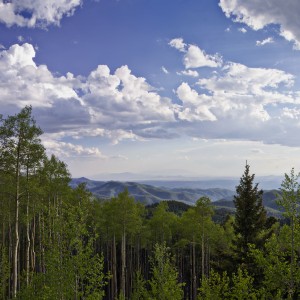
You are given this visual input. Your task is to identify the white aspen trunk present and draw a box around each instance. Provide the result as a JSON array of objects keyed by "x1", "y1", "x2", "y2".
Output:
[
  {"x1": 201, "y1": 234, "x2": 205, "y2": 280},
  {"x1": 12, "y1": 151, "x2": 20, "y2": 298},
  {"x1": 26, "y1": 169, "x2": 30, "y2": 286},
  {"x1": 121, "y1": 229, "x2": 126, "y2": 299},
  {"x1": 192, "y1": 238, "x2": 196, "y2": 300},
  {"x1": 31, "y1": 215, "x2": 36, "y2": 272},
  {"x1": 26, "y1": 217, "x2": 30, "y2": 285},
  {"x1": 112, "y1": 233, "x2": 117, "y2": 299}
]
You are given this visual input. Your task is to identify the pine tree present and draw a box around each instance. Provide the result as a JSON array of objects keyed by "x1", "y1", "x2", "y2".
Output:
[{"x1": 233, "y1": 163, "x2": 266, "y2": 259}]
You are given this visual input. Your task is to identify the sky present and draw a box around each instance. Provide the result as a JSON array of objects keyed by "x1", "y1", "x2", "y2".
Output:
[{"x1": 1, "y1": 0, "x2": 300, "y2": 180}]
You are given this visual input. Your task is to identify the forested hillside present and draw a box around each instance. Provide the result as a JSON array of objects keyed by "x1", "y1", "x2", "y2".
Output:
[
  {"x1": 1, "y1": 107, "x2": 300, "y2": 299},
  {"x1": 70, "y1": 177, "x2": 235, "y2": 204}
]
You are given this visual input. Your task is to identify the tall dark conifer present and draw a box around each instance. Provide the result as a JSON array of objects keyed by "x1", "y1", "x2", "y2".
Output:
[{"x1": 233, "y1": 163, "x2": 266, "y2": 258}]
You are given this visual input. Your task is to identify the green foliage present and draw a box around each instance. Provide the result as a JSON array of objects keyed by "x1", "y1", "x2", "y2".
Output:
[
  {"x1": 231, "y1": 268, "x2": 258, "y2": 299},
  {"x1": 277, "y1": 168, "x2": 300, "y2": 220},
  {"x1": 148, "y1": 243, "x2": 184, "y2": 300},
  {"x1": 198, "y1": 269, "x2": 230, "y2": 299},
  {"x1": 147, "y1": 201, "x2": 178, "y2": 244},
  {"x1": 179, "y1": 197, "x2": 214, "y2": 243},
  {"x1": 17, "y1": 172, "x2": 108, "y2": 299},
  {"x1": 234, "y1": 163, "x2": 267, "y2": 258},
  {"x1": 250, "y1": 228, "x2": 300, "y2": 299},
  {"x1": 198, "y1": 268, "x2": 260, "y2": 300},
  {"x1": 0, "y1": 246, "x2": 9, "y2": 300},
  {"x1": 276, "y1": 168, "x2": 300, "y2": 298},
  {"x1": 131, "y1": 270, "x2": 149, "y2": 300}
]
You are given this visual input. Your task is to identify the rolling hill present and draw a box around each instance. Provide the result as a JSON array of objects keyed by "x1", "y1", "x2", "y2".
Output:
[
  {"x1": 70, "y1": 178, "x2": 283, "y2": 216},
  {"x1": 213, "y1": 190, "x2": 283, "y2": 217},
  {"x1": 70, "y1": 178, "x2": 235, "y2": 205}
]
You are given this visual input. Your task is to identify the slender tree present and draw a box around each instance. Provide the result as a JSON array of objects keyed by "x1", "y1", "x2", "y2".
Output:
[
  {"x1": 180, "y1": 197, "x2": 215, "y2": 299},
  {"x1": 234, "y1": 163, "x2": 266, "y2": 261},
  {"x1": 276, "y1": 168, "x2": 300, "y2": 298},
  {"x1": 0, "y1": 106, "x2": 44, "y2": 298}
]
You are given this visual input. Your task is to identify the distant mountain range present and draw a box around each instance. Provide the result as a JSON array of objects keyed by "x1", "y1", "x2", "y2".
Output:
[
  {"x1": 213, "y1": 190, "x2": 283, "y2": 217},
  {"x1": 70, "y1": 177, "x2": 283, "y2": 216},
  {"x1": 70, "y1": 177, "x2": 235, "y2": 205},
  {"x1": 90, "y1": 173, "x2": 283, "y2": 190}
]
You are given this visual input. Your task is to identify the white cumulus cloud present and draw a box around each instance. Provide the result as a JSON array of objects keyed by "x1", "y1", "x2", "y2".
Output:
[
  {"x1": 3, "y1": 40, "x2": 300, "y2": 153},
  {"x1": 183, "y1": 44, "x2": 223, "y2": 69},
  {"x1": 169, "y1": 38, "x2": 222, "y2": 69},
  {"x1": 219, "y1": 0, "x2": 300, "y2": 50},
  {"x1": 0, "y1": 0, "x2": 82, "y2": 28},
  {"x1": 0, "y1": 43, "x2": 80, "y2": 109},
  {"x1": 42, "y1": 138, "x2": 106, "y2": 159},
  {"x1": 177, "y1": 70, "x2": 199, "y2": 77},
  {"x1": 0, "y1": 43, "x2": 177, "y2": 156},
  {"x1": 169, "y1": 38, "x2": 187, "y2": 52},
  {"x1": 176, "y1": 82, "x2": 217, "y2": 122},
  {"x1": 256, "y1": 37, "x2": 274, "y2": 46}
]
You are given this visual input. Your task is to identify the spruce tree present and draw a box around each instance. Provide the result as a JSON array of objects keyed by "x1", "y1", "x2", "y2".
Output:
[{"x1": 233, "y1": 163, "x2": 266, "y2": 258}]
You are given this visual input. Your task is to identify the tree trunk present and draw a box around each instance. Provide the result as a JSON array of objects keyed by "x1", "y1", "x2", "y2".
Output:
[
  {"x1": 26, "y1": 169, "x2": 30, "y2": 286},
  {"x1": 31, "y1": 215, "x2": 36, "y2": 272},
  {"x1": 12, "y1": 153, "x2": 20, "y2": 298},
  {"x1": 112, "y1": 233, "x2": 118, "y2": 299},
  {"x1": 192, "y1": 238, "x2": 196, "y2": 300},
  {"x1": 121, "y1": 229, "x2": 126, "y2": 299},
  {"x1": 201, "y1": 212, "x2": 205, "y2": 281},
  {"x1": 289, "y1": 216, "x2": 295, "y2": 298}
]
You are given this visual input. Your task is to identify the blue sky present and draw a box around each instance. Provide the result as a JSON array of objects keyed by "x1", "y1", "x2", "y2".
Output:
[{"x1": 1, "y1": 0, "x2": 300, "y2": 180}]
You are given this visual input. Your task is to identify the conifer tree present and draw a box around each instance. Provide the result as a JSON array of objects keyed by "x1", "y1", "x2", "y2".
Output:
[{"x1": 234, "y1": 163, "x2": 266, "y2": 259}]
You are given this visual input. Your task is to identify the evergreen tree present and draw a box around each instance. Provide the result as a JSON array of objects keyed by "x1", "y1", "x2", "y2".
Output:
[{"x1": 234, "y1": 163, "x2": 266, "y2": 260}]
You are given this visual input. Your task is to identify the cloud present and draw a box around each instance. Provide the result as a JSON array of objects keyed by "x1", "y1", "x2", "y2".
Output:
[
  {"x1": 84, "y1": 64, "x2": 175, "y2": 127},
  {"x1": 177, "y1": 70, "x2": 199, "y2": 77},
  {"x1": 0, "y1": 43, "x2": 81, "y2": 110},
  {"x1": 0, "y1": 43, "x2": 177, "y2": 158},
  {"x1": 256, "y1": 37, "x2": 274, "y2": 46},
  {"x1": 42, "y1": 138, "x2": 106, "y2": 158},
  {"x1": 172, "y1": 61, "x2": 300, "y2": 146},
  {"x1": 170, "y1": 38, "x2": 222, "y2": 69},
  {"x1": 3, "y1": 40, "x2": 300, "y2": 156},
  {"x1": 0, "y1": 44, "x2": 175, "y2": 130},
  {"x1": 238, "y1": 27, "x2": 247, "y2": 33},
  {"x1": 281, "y1": 107, "x2": 300, "y2": 119},
  {"x1": 0, "y1": 0, "x2": 82, "y2": 28},
  {"x1": 196, "y1": 62, "x2": 295, "y2": 120},
  {"x1": 183, "y1": 44, "x2": 223, "y2": 69},
  {"x1": 17, "y1": 35, "x2": 24, "y2": 42},
  {"x1": 169, "y1": 38, "x2": 186, "y2": 52},
  {"x1": 219, "y1": 0, "x2": 300, "y2": 50},
  {"x1": 161, "y1": 66, "x2": 169, "y2": 74},
  {"x1": 176, "y1": 82, "x2": 217, "y2": 121}
]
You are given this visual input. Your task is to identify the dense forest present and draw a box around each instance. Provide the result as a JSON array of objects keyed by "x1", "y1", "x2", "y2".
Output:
[{"x1": 1, "y1": 107, "x2": 300, "y2": 299}]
